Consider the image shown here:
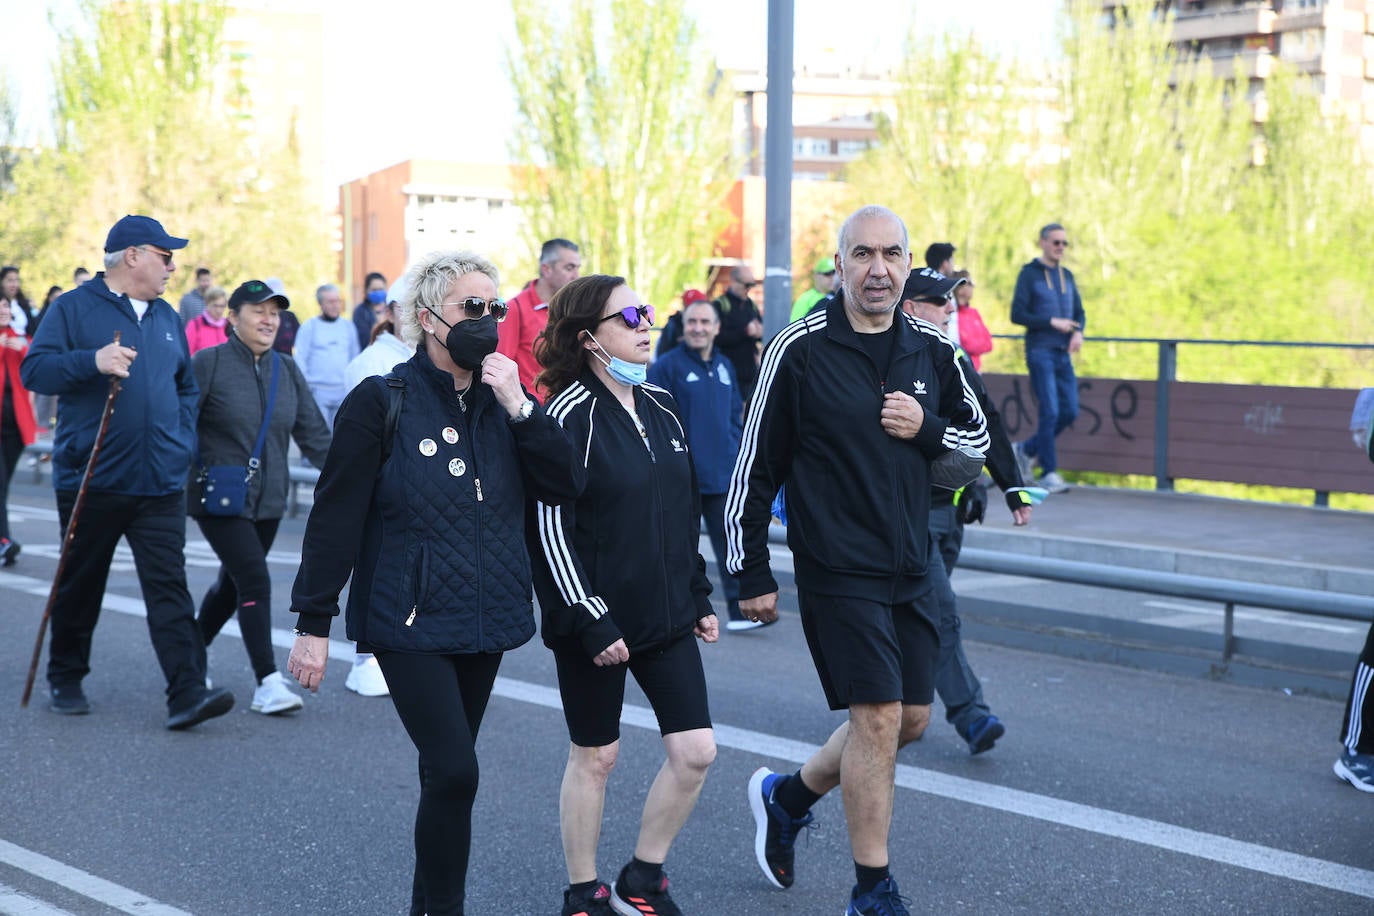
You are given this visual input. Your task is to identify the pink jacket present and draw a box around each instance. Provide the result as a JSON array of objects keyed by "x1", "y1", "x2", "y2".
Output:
[
  {"x1": 186, "y1": 314, "x2": 228, "y2": 355},
  {"x1": 958, "y1": 306, "x2": 993, "y2": 370}
]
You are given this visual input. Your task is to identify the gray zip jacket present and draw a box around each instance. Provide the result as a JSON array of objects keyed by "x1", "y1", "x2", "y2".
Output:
[{"x1": 187, "y1": 334, "x2": 332, "y2": 520}]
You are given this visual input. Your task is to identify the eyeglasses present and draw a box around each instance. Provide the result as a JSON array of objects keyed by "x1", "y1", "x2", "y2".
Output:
[
  {"x1": 139, "y1": 246, "x2": 174, "y2": 266},
  {"x1": 821, "y1": 271, "x2": 835, "y2": 277},
  {"x1": 1049, "y1": 239, "x2": 1070, "y2": 248},
  {"x1": 598, "y1": 303, "x2": 655, "y2": 329},
  {"x1": 438, "y1": 297, "x2": 508, "y2": 322}
]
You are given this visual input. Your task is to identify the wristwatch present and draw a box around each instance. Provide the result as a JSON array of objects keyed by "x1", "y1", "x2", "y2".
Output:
[{"x1": 509, "y1": 398, "x2": 535, "y2": 424}]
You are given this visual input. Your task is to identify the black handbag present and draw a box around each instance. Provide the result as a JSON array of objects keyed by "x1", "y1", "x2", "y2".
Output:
[{"x1": 197, "y1": 352, "x2": 279, "y2": 516}]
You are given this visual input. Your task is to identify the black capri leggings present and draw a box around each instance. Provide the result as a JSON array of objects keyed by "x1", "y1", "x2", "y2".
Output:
[
  {"x1": 195, "y1": 516, "x2": 281, "y2": 682},
  {"x1": 375, "y1": 649, "x2": 503, "y2": 916}
]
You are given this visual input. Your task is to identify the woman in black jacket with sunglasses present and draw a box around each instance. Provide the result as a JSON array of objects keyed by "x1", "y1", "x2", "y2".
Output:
[
  {"x1": 287, "y1": 250, "x2": 578, "y2": 916},
  {"x1": 531, "y1": 274, "x2": 718, "y2": 916}
]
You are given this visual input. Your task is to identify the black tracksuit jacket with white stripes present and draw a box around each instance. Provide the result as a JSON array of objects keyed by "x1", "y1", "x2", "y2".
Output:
[
  {"x1": 530, "y1": 369, "x2": 714, "y2": 657},
  {"x1": 725, "y1": 295, "x2": 989, "y2": 604}
]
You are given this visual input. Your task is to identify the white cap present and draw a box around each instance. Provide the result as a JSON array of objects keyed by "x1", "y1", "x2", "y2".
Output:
[{"x1": 387, "y1": 276, "x2": 409, "y2": 307}]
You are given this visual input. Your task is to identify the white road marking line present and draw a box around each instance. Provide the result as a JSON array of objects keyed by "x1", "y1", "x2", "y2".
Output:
[
  {"x1": 0, "y1": 842, "x2": 188, "y2": 916},
  {"x1": 1144, "y1": 600, "x2": 1357, "y2": 634},
  {"x1": 494, "y1": 678, "x2": 1374, "y2": 901},
  {"x1": 3, "y1": 576, "x2": 1372, "y2": 901},
  {"x1": 0, "y1": 882, "x2": 78, "y2": 916}
]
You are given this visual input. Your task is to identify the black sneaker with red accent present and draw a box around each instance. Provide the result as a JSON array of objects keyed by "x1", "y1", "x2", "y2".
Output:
[
  {"x1": 561, "y1": 882, "x2": 613, "y2": 916},
  {"x1": 609, "y1": 865, "x2": 682, "y2": 916}
]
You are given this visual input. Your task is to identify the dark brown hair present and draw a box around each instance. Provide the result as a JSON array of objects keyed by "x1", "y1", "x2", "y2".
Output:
[{"x1": 534, "y1": 274, "x2": 626, "y2": 397}]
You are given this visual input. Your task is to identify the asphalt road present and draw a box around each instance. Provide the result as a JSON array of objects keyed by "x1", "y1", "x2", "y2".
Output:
[{"x1": 1, "y1": 486, "x2": 1371, "y2": 915}]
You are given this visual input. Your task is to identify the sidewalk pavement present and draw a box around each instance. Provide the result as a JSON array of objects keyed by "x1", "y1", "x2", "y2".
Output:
[{"x1": 966, "y1": 485, "x2": 1374, "y2": 594}]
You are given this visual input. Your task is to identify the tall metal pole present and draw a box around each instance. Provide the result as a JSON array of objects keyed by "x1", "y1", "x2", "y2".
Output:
[{"x1": 762, "y1": 0, "x2": 794, "y2": 344}]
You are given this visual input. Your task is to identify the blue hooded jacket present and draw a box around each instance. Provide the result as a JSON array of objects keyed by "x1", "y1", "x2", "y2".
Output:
[
  {"x1": 647, "y1": 342, "x2": 743, "y2": 495},
  {"x1": 21, "y1": 274, "x2": 198, "y2": 496}
]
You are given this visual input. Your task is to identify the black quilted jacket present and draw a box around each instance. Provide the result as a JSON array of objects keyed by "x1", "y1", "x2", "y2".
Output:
[{"x1": 290, "y1": 348, "x2": 578, "y2": 654}]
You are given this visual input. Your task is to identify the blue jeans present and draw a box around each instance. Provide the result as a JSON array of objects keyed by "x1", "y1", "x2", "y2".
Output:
[{"x1": 1023, "y1": 346, "x2": 1079, "y2": 475}]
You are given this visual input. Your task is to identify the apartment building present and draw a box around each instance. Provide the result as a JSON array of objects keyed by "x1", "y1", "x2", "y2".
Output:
[{"x1": 1107, "y1": 0, "x2": 1374, "y2": 145}]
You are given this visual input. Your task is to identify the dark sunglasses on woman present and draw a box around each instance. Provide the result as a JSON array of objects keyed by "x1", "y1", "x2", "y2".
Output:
[
  {"x1": 598, "y1": 303, "x2": 655, "y2": 329},
  {"x1": 440, "y1": 297, "x2": 509, "y2": 322}
]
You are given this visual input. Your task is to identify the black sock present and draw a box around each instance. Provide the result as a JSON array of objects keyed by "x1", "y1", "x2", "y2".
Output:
[
  {"x1": 775, "y1": 770, "x2": 823, "y2": 819},
  {"x1": 624, "y1": 857, "x2": 663, "y2": 892},
  {"x1": 855, "y1": 862, "x2": 890, "y2": 896},
  {"x1": 567, "y1": 879, "x2": 600, "y2": 899}
]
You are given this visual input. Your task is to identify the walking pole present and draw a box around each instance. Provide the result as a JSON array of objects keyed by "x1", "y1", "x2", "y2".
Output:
[{"x1": 21, "y1": 332, "x2": 125, "y2": 707}]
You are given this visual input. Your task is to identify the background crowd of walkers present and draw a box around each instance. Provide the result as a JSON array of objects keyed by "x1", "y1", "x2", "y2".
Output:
[{"x1": 6, "y1": 208, "x2": 1371, "y2": 916}]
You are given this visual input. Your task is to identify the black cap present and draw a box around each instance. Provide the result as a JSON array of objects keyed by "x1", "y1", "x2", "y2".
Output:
[
  {"x1": 900, "y1": 268, "x2": 967, "y2": 304},
  {"x1": 228, "y1": 279, "x2": 291, "y2": 311},
  {"x1": 103, "y1": 215, "x2": 189, "y2": 253}
]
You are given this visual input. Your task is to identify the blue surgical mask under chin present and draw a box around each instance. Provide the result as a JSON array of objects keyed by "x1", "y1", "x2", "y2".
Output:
[{"x1": 587, "y1": 331, "x2": 646, "y2": 387}]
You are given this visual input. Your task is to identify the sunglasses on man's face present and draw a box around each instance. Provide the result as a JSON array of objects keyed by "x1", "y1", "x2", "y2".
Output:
[
  {"x1": 439, "y1": 297, "x2": 508, "y2": 322},
  {"x1": 598, "y1": 303, "x2": 655, "y2": 329},
  {"x1": 1049, "y1": 239, "x2": 1070, "y2": 248},
  {"x1": 139, "y1": 245, "x2": 174, "y2": 267}
]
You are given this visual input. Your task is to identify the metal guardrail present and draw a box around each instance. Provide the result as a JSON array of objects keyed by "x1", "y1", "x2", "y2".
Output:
[{"x1": 957, "y1": 547, "x2": 1374, "y2": 666}]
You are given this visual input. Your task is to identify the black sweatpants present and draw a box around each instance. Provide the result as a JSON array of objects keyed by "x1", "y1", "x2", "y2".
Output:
[
  {"x1": 48, "y1": 490, "x2": 206, "y2": 710},
  {"x1": 1340, "y1": 621, "x2": 1374, "y2": 756},
  {"x1": 375, "y1": 650, "x2": 503, "y2": 916},
  {"x1": 195, "y1": 516, "x2": 282, "y2": 683}
]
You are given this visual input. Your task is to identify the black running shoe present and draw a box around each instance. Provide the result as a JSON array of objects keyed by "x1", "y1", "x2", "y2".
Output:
[
  {"x1": 748, "y1": 767, "x2": 815, "y2": 889},
  {"x1": 609, "y1": 864, "x2": 682, "y2": 916},
  {"x1": 562, "y1": 882, "x2": 613, "y2": 916}
]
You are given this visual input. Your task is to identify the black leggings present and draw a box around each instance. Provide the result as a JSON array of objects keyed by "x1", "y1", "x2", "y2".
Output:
[
  {"x1": 195, "y1": 516, "x2": 281, "y2": 682},
  {"x1": 375, "y1": 650, "x2": 503, "y2": 916},
  {"x1": 0, "y1": 429, "x2": 22, "y2": 541}
]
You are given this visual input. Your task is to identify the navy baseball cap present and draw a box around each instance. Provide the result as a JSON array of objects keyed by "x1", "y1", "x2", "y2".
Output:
[
  {"x1": 900, "y1": 267, "x2": 967, "y2": 303},
  {"x1": 228, "y1": 279, "x2": 290, "y2": 311},
  {"x1": 103, "y1": 215, "x2": 189, "y2": 253}
]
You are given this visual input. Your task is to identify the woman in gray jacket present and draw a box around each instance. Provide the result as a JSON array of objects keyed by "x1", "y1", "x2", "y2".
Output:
[{"x1": 189, "y1": 280, "x2": 332, "y2": 715}]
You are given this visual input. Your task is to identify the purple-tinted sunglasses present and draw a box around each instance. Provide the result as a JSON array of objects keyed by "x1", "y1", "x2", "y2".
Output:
[{"x1": 598, "y1": 303, "x2": 655, "y2": 329}]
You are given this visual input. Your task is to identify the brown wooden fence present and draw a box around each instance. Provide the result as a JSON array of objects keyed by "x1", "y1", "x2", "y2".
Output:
[{"x1": 981, "y1": 373, "x2": 1374, "y2": 497}]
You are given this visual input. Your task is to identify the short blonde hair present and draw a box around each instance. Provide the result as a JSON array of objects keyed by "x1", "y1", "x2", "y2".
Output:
[
  {"x1": 395, "y1": 250, "x2": 501, "y2": 346},
  {"x1": 204, "y1": 285, "x2": 228, "y2": 305}
]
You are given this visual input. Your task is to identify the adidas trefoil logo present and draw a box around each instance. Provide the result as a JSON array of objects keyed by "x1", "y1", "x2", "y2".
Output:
[
  {"x1": 670, "y1": 438, "x2": 686, "y2": 452},
  {"x1": 913, "y1": 380, "x2": 927, "y2": 395}
]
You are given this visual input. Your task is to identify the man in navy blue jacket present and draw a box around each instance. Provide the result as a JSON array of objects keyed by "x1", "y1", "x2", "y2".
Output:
[
  {"x1": 647, "y1": 297, "x2": 755, "y2": 630},
  {"x1": 1009, "y1": 222, "x2": 1085, "y2": 494},
  {"x1": 22, "y1": 215, "x2": 234, "y2": 729}
]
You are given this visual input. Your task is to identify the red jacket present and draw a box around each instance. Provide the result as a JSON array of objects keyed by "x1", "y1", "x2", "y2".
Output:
[
  {"x1": 496, "y1": 279, "x2": 549, "y2": 397},
  {"x1": 1, "y1": 327, "x2": 37, "y2": 445},
  {"x1": 958, "y1": 305, "x2": 993, "y2": 371}
]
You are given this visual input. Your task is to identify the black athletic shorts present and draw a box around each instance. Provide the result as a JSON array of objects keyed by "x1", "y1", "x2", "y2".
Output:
[
  {"x1": 797, "y1": 589, "x2": 939, "y2": 711},
  {"x1": 554, "y1": 632, "x2": 712, "y2": 747}
]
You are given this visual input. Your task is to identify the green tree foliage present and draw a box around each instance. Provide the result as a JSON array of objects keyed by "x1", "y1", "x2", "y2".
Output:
[
  {"x1": 848, "y1": 0, "x2": 1374, "y2": 390},
  {"x1": 845, "y1": 31, "x2": 1041, "y2": 308},
  {"x1": 506, "y1": 0, "x2": 736, "y2": 307},
  {"x1": 0, "y1": 0, "x2": 328, "y2": 300}
]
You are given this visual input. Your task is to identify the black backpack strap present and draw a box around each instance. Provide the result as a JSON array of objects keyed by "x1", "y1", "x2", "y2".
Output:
[{"x1": 380, "y1": 374, "x2": 406, "y2": 465}]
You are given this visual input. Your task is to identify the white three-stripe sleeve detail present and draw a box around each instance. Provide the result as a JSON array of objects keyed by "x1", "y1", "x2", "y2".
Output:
[{"x1": 723, "y1": 316, "x2": 817, "y2": 575}]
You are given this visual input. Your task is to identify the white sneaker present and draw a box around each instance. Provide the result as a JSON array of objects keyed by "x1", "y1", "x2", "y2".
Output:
[
  {"x1": 345, "y1": 655, "x2": 390, "y2": 697},
  {"x1": 1014, "y1": 439, "x2": 1035, "y2": 483},
  {"x1": 726, "y1": 619, "x2": 768, "y2": 632},
  {"x1": 251, "y1": 671, "x2": 304, "y2": 715},
  {"x1": 1036, "y1": 471, "x2": 1070, "y2": 494}
]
